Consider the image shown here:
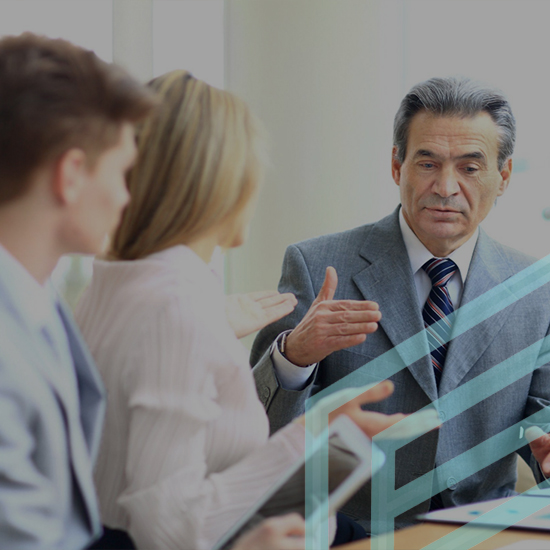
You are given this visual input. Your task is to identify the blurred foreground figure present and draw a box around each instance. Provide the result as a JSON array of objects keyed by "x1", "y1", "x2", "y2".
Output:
[{"x1": 0, "y1": 32, "x2": 155, "y2": 549}]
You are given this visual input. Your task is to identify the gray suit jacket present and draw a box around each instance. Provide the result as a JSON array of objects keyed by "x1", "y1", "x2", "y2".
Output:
[
  {"x1": 252, "y1": 207, "x2": 550, "y2": 531},
  {"x1": 0, "y1": 276, "x2": 105, "y2": 549}
]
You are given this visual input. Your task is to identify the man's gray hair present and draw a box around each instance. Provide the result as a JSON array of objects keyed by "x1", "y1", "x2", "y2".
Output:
[{"x1": 393, "y1": 77, "x2": 516, "y2": 170}]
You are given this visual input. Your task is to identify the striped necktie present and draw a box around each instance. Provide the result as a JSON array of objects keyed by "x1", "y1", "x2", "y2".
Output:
[{"x1": 422, "y1": 258, "x2": 458, "y2": 386}]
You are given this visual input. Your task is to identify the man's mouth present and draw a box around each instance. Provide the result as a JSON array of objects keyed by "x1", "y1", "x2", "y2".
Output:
[
  {"x1": 424, "y1": 207, "x2": 462, "y2": 218},
  {"x1": 426, "y1": 207, "x2": 460, "y2": 213}
]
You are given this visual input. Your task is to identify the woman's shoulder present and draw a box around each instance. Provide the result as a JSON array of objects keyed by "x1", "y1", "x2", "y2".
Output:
[{"x1": 91, "y1": 247, "x2": 219, "y2": 304}]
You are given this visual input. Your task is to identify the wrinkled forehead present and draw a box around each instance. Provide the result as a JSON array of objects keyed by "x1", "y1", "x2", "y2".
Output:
[{"x1": 406, "y1": 111, "x2": 501, "y2": 163}]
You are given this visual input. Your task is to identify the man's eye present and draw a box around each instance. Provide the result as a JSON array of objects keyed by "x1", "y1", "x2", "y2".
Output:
[
  {"x1": 420, "y1": 163, "x2": 435, "y2": 169},
  {"x1": 464, "y1": 166, "x2": 478, "y2": 173}
]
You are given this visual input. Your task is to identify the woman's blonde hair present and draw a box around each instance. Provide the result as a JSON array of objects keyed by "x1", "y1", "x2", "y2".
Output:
[{"x1": 110, "y1": 70, "x2": 265, "y2": 260}]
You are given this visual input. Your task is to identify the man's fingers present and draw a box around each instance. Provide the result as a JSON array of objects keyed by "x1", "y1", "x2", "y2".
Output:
[
  {"x1": 327, "y1": 299, "x2": 380, "y2": 312},
  {"x1": 325, "y1": 310, "x2": 381, "y2": 325},
  {"x1": 329, "y1": 322, "x2": 379, "y2": 336},
  {"x1": 315, "y1": 266, "x2": 338, "y2": 302},
  {"x1": 325, "y1": 330, "x2": 375, "y2": 348}
]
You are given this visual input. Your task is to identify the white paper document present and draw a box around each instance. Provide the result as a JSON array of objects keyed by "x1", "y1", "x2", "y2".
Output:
[{"x1": 419, "y1": 495, "x2": 550, "y2": 532}]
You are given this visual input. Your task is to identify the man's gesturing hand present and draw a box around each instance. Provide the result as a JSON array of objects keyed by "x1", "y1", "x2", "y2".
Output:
[
  {"x1": 284, "y1": 266, "x2": 381, "y2": 366},
  {"x1": 526, "y1": 426, "x2": 550, "y2": 477}
]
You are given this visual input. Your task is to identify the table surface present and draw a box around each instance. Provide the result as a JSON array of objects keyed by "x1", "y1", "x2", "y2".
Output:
[{"x1": 340, "y1": 523, "x2": 550, "y2": 549}]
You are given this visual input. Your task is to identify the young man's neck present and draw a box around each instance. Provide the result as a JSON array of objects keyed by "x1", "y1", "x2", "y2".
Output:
[{"x1": 0, "y1": 202, "x2": 62, "y2": 285}]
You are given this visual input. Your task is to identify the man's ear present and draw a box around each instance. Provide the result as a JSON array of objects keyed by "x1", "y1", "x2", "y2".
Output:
[
  {"x1": 497, "y1": 157, "x2": 512, "y2": 196},
  {"x1": 391, "y1": 146, "x2": 402, "y2": 186},
  {"x1": 52, "y1": 148, "x2": 88, "y2": 205}
]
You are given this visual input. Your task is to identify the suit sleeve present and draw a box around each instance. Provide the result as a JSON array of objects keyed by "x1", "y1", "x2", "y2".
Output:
[
  {"x1": 520, "y1": 331, "x2": 550, "y2": 486},
  {"x1": 251, "y1": 244, "x2": 324, "y2": 434},
  {"x1": 0, "y1": 352, "x2": 65, "y2": 550}
]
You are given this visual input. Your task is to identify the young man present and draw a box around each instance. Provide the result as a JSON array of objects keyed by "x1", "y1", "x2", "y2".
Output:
[{"x1": 0, "y1": 33, "x2": 156, "y2": 549}]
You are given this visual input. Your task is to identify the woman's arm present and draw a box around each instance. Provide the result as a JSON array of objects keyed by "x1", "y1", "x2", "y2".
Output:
[{"x1": 118, "y1": 298, "x2": 306, "y2": 550}]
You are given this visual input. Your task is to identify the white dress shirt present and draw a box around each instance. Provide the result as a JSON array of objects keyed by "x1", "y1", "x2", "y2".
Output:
[
  {"x1": 398, "y1": 209, "x2": 477, "y2": 310},
  {"x1": 272, "y1": 210, "x2": 479, "y2": 390}
]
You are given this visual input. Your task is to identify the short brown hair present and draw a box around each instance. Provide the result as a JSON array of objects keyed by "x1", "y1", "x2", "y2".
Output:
[
  {"x1": 0, "y1": 32, "x2": 157, "y2": 204},
  {"x1": 110, "y1": 70, "x2": 265, "y2": 261}
]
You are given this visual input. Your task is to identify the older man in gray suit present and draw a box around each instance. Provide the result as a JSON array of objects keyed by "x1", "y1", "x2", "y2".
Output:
[
  {"x1": 0, "y1": 34, "x2": 156, "y2": 549},
  {"x1": 252, "y1": 76, "x2": 550, "y2": 531}
]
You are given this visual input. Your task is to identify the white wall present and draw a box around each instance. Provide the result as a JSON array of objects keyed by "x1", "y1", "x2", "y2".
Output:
[
  {"x1": 4, "y1": 0, "x2": 547, "y2": 307},
  {"x1": 0, "y1": 0, "x2": 113, "y2": 60},
  {"x1": 225, "y1": 0, "x2": 394, "y2": 302},
  {"x1": 224, "y1": 0, "x2": 550, "y2": 300},
  {"x1": 396, "y1": 0, "x2": 550, "y2": 260},
  {"x1": 0, "y1": 0, "x2": 226, "y2": 303}
]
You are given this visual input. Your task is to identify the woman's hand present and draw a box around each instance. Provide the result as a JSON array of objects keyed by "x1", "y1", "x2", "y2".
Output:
[
  {"x1": 226, "y1": 290, "x2": 297, "y2": 339},
  {"x1": 295, "y1": 380, "x2": 440, "y2": 440},
  {"x1": 327, "y1": 380, "x2": 407, "y2": 438},
  {"x1": 232, "y1": 514, "x2": 305, "y2": 550}
]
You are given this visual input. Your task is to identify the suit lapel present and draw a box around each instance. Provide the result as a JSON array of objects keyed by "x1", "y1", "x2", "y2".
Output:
[
  {"x1": 55, "y1": 302, "x2": 104, "y2": 531},
  {"x1": 2, "y1": 297, "x2": 104, "y2": 533},
  {"x1": 57, "y1": 301, "x2": 105, "y2": 462},
  {"x1": 439, "y1": 230, "x2": 512, "y2": 395},
  {"x1": 352, "y1": 209, "x2": 437, "y2": 402}
]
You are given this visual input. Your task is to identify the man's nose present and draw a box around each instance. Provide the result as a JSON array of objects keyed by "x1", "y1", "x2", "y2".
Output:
[{"x1": 433, "y1": 167, "x2": 460, "y2": 197}]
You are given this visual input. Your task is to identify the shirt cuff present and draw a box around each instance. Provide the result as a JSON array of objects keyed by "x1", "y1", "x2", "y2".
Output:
[
  {"x1": 538, "y1": 460, "x2": 549, "y2": 481},
  {"x1": 270, "y1": 331, "x2": 317, "y2": 391}
]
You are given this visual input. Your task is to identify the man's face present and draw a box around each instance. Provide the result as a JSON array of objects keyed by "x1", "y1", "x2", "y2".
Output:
[
  {"x1": 69, "y1": 123, "x2": 136, "y2": 255},
  {"x1": 392, "y1": 111, "x2": 512, "y2": 257}
]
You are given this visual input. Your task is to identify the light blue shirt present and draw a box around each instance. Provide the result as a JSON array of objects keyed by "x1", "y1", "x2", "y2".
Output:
[{"x1": 0, "y1": 246, "x2": 77, "y2": 388}]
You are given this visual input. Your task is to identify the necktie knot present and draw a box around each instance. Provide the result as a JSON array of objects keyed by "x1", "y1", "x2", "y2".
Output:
[{"x1": 422, "y1": 258, "x2": 458, "y2": 288}]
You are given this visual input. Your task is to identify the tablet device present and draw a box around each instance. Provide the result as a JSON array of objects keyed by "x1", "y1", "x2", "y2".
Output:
[{"x1": 212, "y1": 415, "x2": 384, "y2": 550}]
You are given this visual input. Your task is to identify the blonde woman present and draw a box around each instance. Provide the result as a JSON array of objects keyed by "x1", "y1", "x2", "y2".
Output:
[{"x1": 76, "y1": 71, "x2": 404, "y2": 550}]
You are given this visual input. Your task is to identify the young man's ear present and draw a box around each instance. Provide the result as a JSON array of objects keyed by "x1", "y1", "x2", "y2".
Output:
[{"x1": 52, "y1": 148, "x2": 88, "y2": 205}]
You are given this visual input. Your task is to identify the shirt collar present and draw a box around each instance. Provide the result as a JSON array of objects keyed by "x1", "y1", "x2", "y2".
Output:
[
  {"x1": 398, "y1": 207, "x2": 478, "y2": 280},
  {"x1": 147, "y1": 244, "x2": 222, "y2": 288},
  {"x1": 0, "y1": 244, "x2": 56, "y2": 331}
]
